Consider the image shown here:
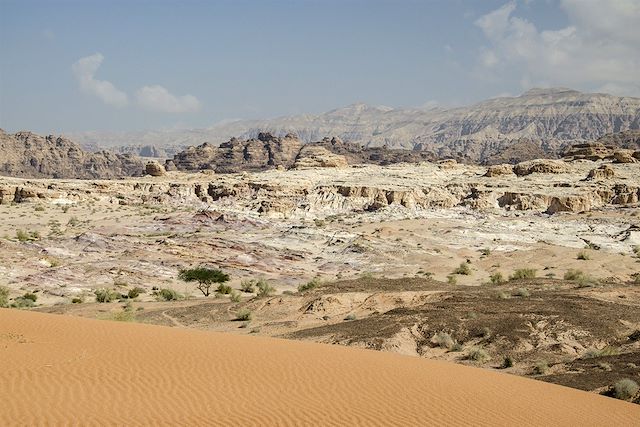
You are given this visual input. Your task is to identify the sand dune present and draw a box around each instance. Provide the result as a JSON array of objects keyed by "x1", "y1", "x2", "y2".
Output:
[{"x1": 1, "y1": 309, "x2": 638, "y2": 426}]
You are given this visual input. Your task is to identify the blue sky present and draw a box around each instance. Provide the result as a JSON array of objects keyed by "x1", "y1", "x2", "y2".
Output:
[{"x1": 1, "y1": 0, "x2": 638, "y2": 133}]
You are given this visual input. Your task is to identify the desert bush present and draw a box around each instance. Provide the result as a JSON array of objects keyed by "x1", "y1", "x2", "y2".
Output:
[
  {"x1": 16, "y1": 230, "x2": 30, "y2": 242},
  {"x1": 613, "y1": 379, "x2": 639, "y2": 401},
  {"x1": 110, "y1": 310, "x2": 135, "y2": 322},
  {"x1": 127, "y1": 287, "x2": 145, "y2": 299},
  {"x1": 94, "y1": 288, "x2": 118, "y2": 303},
  {"x1": 11, "y1": 297, "x2": 35, "y2": 308},
  {"x1": 71, "y1": 296, "x2": 84, "y2": 304},
  {"x1": 67, "y1": 217, "x2": 80, "y2": 227},
  {"x1": 633, "y1": 245, "x2": 640, "y2": 257},
  {"x1": 512, "y1": 288, "x2": 530, "y2": 297},
  {"x1": 34, "y1": 205, "x2": 45, "y2": 212},
  {"x1": 577, "y1": 251, "x2": 591, "y2": 260},
  {"x1": 447, "y1": 275, "x2": 457, "y2": 285},
  {"x1": 431, "y1": 332, "x2": 456, "y2": 350},
  {"x1": 453, "y1": 262, "x2": 471, "y2": 275},
  {"x1": 533, "y1": 361, "x2": 549, "y2": 375},
  {"x1": 256, "y1": 280, "x2": 275, "y2": 298},
  {"x1": 156, "y1": 288, "x2": 181, "y2": 301},
  {"x1": 22, "y1": 292, "x2": 37, "y2": 302},
  {"x1": 0, "y1": 286, "x2": 9, "y2": 307},
  {"x1": 216, "y1": 284, "x2": 232, "y2": 295},
  {"x1": 479, "y1": 248, "x2": 491, "y2": 256},
  {"x1": 582, "y1": 347, "x2": 619, "y2": 359},
  {"x1": 510, "y1": 269, "x2": 536, "y2": 280},
  {"x1": 497, "y1": 291, "x2": 510, "y2": 300},
  {"x1": 564, "y1": 269, "x2": 586, "y2": 281},
  {"x1": 502, "y1": 356, "x2": 514, "y2": 368},
  {"x1": 598, "y1": 362, "x2": 612, "y2": 371},
  {"x1": 230, "y1": 291, "x2": 242, "y2": 303},
  {"x1": 489, "y1": 272, "x2": 505, "y2": 285},
  {"x1": 298, "y1": 278, "x2": 321, "y2": 293},
  {"x1": 240, "y1": 280, "x2": 256, "y2": 293},
  {"x1": 236, "y1": 309, "x2": 252, "y2": 321},
  {"x1": 631, "y1": 273, "x2": 640, "y2": 284},
  {"x1": 344, "y1": 313, "x2": 357, "y2": 321},
  {"x1": 466, "y1": 348, "x2": 490, "y2": 363},
  {"x1": 178, "y1": 267, "x2": 229, "y2": 297}
]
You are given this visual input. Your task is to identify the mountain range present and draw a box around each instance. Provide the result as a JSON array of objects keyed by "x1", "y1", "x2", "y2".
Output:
[{"x1": 67, "y1": 88, "x2": 640, "y2": 163}]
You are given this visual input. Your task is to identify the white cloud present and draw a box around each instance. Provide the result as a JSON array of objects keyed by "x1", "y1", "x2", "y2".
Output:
[
  {"x1": 475, "y1": 0, "x2": 640, "y2": 96},
  {"x1": 135, "y1": 85, "x2": 201, "y2": 113},
  {"x1": 71, "y1": 53, "x2": 129, "y2": 107}
]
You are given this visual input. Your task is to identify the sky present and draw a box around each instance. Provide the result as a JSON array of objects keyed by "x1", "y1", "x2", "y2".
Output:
[{"x1": 1, "y1": 0, "x2": 639, "y2": 133}]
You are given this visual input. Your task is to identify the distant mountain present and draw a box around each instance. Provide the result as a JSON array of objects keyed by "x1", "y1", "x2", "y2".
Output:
[
  {"x1": 0, "y1": 130, "x2": 144, "y2": 179},
  {"x1": 67, "y1": 88, "x2": 640, "y2": 163}
]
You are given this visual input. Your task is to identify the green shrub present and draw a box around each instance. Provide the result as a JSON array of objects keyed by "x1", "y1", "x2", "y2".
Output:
[
  {"x1": 0, "y1": 286, "x2": 10, "y2": 307},
  {"x1": 71, "y1": 296, "x2": 84, "y2": 304},
  {"x1": 298, "y1": 278, "x2": 321, "y2": 293},
  {"x1": 613, "y1": 379, "x2": 639, "y2": 401},
  {"x1": 34, "y1": 205, "x2": 45, "y2": 212},
  {"x1": 564, "y1": 269, "x2": 586, "y2": 281},
  {"x1": 453, "y1": 262, "x2": 471, "y2": 275},
  {"x1": 577, "y1": 251, "x2": 591, "y2": 260},
  {"x1": 533, "y1": 361, "x2": 548, "y2": 375},
  {"x1": 489, "y1": 272, "x2": 505, "y2": 285},
  {"x1": 431, "y1": 332, "x2": 456, "y2": 350},
  {"x1": 466, "y1": 348, "x2": 490, "y2": 363},
  {"x1": 127, "y1": 287, "x2": 145, "y2": 299},
  {"x1": 240, "y1": 280, "x2": 256, "y2": 293},
  {"x1": 16, "y1": 230, "x2": 30, "y2": 242},
  {"x1": 256, "y1": 280, "x2": 275, "y2": 297},
  {"x1": 230, "y1": 291, "x2": 242, "y2": 303},
  {"x1": 502, "y1": 356, "x2": 514, "y2": 368},
  {"x1": 22, "y1": 292, "x2": 37, "y2": 302},
  {"x1": 582, "y1": 347, "x2": 619, "y2": 359},
  {"x1": 156, "y1": 288, "x2": 181, "y2": 301},
  {"x1": 447, "y1": 275, "x2": 457, "y2": 285},
  {"x1": 236, "y1": 309, "x2": 252, "y2": 321},
  {"x1": 178, "y1": 267, "x2": 229, "y2": 297},
  {"x1": 94, "y1": 288, "x2": 118, "y2": 303},
  {"x1": 497, "y1": 291, "x2": 510, "y2": 300},
  {"x1": 344, "y1": 313, "x2": 357, "y2": 321},
  {"x1": 513, "y1": 288, "x2": 530, "y2": 297},
  {"x1": 216, "y1": 284, "x2": 232, "y2": 295},
  {"x1": 510, "y1": 269, "x2": 536, "y2": 280},
  {"x1": 11, "y1": 297, "x2": 35, "y2": 308},
  {"x1": 479, "y1": 248, "x2": 491, "y2": 256}
]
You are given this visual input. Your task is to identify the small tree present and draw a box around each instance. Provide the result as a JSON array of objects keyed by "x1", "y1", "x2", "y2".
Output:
[{"x1": 179, "y1": 267, "x2": 229, "y2": 297}]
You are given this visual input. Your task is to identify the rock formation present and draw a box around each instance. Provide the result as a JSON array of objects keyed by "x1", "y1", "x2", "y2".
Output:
[
  {"x1": 69, "y1": 88, "x2": 640, "y2": 164},
  {"x1": 0, "y1": 130, "x2": 144, "y2": 179},
  {"x1": 167, "y1": 133, "x2": 434, "y2": 173},
  {"x1": 145, "y1": 161, "x2": 166, "y2": 177}
]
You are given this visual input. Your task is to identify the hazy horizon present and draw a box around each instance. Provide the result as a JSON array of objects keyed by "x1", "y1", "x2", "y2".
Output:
[{"x1": 1, "y1": 0, "x2": 639, "y2": 134}]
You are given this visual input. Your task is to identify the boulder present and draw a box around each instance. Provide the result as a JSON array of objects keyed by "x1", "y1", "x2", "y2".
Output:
[
  {"x1": 484, "y1": 164, "x2": 514, "y2": 177},
  {"x1": 613, "y1": 150, "x2": 637, "y2": 164},
  {"x1": 586, "y1": 164, "x2": 615, "y2": 180},
  {"x1": 513, "y1": 159, "x2": 569, "y2": 176},
  {"x1": 145, "y1": 161, "x2": 166, "y2": 177},
  {"x1": 294, "y1": 146, "x2": 348, "y2": 169}
]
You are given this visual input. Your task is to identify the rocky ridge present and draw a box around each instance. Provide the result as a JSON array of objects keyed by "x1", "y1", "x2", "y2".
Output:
[
  {"x1": 67, "y1": 88, "x2": 640, "y2": 164},
  {"x1": 1, "y1": 160, "x2": 638, "y2": 217},
  {"x1": 0, "y1": 130, "x2": 145, "y2": 179}
]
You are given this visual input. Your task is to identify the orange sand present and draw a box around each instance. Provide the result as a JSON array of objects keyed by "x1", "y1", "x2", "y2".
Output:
[{"x1": 1, "y1": 309, "x2": 638, "y2": 426}]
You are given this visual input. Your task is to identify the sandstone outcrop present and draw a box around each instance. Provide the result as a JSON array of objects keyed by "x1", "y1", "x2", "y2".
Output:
[
  {"x1": 294, "y1": 146, "x2": 348, "y2": 169},
  {"x1": 0, "y1": 130, "x2": 144, "y2": 179},
  {"x1": 1, "y1": 161, "x2": 637, "y2": 217},
  {"x1": 586, "y1": 165, "x2": 615, "y2": 180},
  {"x1": 484, "y1": 164, "x2": 514, "y2": 177},
  {"x1": 145, "y1": 161, "x2": 166, "y2": 177},
  {"x1": 613, "y1": 150, "x2": 637, "y2": 164},
  {"x1": 513, "y1": 159, "x2": 569, "y2": 176}
]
